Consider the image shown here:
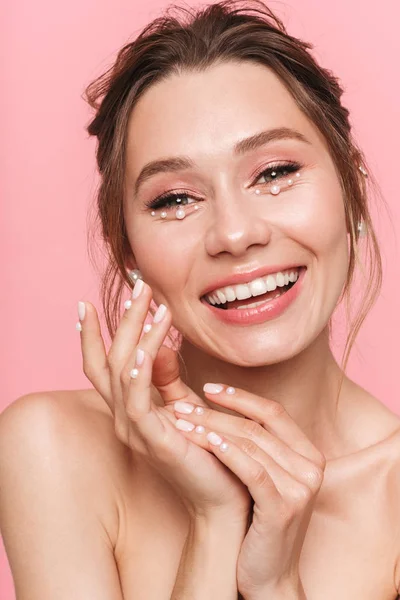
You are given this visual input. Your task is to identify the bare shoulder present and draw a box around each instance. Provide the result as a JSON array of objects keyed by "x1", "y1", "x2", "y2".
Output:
[{"x1": 0, "y1": 388, "x2": 135, "y2": 546}]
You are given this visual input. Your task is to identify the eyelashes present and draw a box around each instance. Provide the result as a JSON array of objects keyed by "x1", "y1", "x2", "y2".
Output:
[{"x1": 144, "y1": 161, "x2": 303, "y2": 213}]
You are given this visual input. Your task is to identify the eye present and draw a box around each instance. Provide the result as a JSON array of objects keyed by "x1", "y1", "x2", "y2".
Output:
[
  {"x1": 144, "y1": 190, "x2": 199, "y2": 212},
  {"x1": 254, "y1": 161, "x2": 302, "y2": 186}
]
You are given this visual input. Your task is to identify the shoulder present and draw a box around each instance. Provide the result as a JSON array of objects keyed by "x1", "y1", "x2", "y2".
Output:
[
  {"x1": 0, "y1": 389, "x2": 135, "y2": 598},
  {"x1": 0, "y1": 388, "x2": 134, "y2": 545}
]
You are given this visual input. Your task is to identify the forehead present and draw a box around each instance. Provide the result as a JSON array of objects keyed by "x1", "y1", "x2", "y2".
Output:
[{"x1": 126, "y1": 60, "x2": 324, "y2": 170}]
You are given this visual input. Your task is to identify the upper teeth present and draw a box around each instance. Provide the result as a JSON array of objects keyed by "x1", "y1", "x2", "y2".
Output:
[{"x1": 205, "y1": 269, "x2": 300, "y2": 305}]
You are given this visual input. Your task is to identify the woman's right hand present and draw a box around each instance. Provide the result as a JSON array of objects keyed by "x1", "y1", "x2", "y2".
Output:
[{"x1": 77, "y1": 279, "x2": 252, "y2": 524}]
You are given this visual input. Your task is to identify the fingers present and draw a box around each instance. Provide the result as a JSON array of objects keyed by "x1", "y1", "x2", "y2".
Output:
[
  {"x1": 121, "y1": 303, "x2": 173, "y2": 417},
  {"x1": 174, "y1": 424, "x2": 283, "y2": 507},
  {"x1": 174, "y1": 422, "x2": 322, "y2": 511},
  {"x1": 203, "y1": 433, "x2": 317, "y2": 512},
  {"x1": 173, "y1": 401, "x2": 325, "y2": 488},
  {"x1": 107, "y1": 279, "x2": 152, "y2": 368},
  {"x1": 77, "y1": 301, "x2": 112, "y2": 411},
  {"x1": 202, "y1": 384, "x2": 326, "y2": 467}
]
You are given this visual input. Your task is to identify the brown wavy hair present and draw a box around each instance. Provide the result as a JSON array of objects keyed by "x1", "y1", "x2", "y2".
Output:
[{"x1": 83, "y1": 0, "x2": 388, "y2": 383}]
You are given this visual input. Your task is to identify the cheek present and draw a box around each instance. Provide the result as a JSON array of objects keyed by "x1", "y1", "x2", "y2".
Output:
[
  {"x1": 127, "y1": 224, "x2": 196, "y2": 300},
  {"x1": 282, "y1": 179, "x2": 348, "y2": 259}
]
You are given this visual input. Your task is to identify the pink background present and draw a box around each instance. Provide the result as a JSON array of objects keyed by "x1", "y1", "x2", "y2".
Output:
[{"x1": 1, "y1": 0, "x2": 399, "y2": 597}]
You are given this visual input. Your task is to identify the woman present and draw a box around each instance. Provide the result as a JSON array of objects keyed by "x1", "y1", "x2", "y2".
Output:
[{"x1": 1, "y1": 1, "x2": 399, "y2": 598}]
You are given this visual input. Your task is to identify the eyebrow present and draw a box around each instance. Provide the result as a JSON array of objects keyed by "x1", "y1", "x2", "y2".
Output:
[{"x1": 133, "y1": 126, "x2": 311, "y2": 195}]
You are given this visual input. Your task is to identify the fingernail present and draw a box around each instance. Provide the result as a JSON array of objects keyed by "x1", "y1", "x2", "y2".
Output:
[
  {"x1": 207, "y1": 431, "x2": 222, "y2": 445},
  {"x1": 78, "y1": 301, "x2": 86, "y2": 321},
  {"x1": 143, "y1": 323, "x2": 152, "y2": 333},
  {"x1": 124, "y1": 299, "x2": 132, "y2": 310},
  {"x1": 174, "y1": 401, "x2": 194, "y2": 414},
  {"x1": 203, "y1": 383, "x2": 224, "y2": 394},
  {"x1": 132, "y1": 279, "x2": 144, "y2": 299},
  {"x1": 175, "y1": 419, "x2": 195, "y2": 432},
  {"x1": 136, "y1": 348, "x2": 145, "y2": 366},
  {"x1": 76, "y1": 322, "x2": 82, "y2": 331},
  {"x1": 153, "y1": 304, "x2": 167, "y2": 323}
]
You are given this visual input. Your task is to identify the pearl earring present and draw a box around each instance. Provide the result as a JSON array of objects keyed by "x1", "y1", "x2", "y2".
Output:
[
  {"x1": 357, "y1": 220, "x2": 367, "y2": 237},
  {"x1": 358, "y1": 165, "x2": 368, "y2": 177},
  {"x1": 128, "y1": 269, "x2": 143, "y2": 284}
]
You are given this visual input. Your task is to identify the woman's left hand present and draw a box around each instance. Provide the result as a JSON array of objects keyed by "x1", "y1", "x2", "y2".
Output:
[{"x1": 170, "y1": 382, "x2": 326, "y2": 599}]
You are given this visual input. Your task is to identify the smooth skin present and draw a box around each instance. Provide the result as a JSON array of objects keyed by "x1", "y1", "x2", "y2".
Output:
[{"x1": 1, "y1": 60, "x2": 400, "y2": 599}]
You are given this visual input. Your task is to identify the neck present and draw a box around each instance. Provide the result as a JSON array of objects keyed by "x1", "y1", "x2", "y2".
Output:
[{"x1": 178, "y1": 327, "x2": 351, "y2": 460}]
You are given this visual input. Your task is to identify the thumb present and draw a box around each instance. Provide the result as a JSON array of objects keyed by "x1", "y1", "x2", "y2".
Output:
[{"x1": 152, "y1": 345, "x2": 207, "y2": 407}]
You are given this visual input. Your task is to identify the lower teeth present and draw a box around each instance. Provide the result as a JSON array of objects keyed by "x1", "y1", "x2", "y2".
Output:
[{"x1": 236, "y1": 291, "x2": 283, "y2": 309}]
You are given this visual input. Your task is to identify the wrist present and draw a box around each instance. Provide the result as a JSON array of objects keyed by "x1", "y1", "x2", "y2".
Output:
[
  {"x1": 241, "y1": 576, "x2": 306, "y2": 600},
  {"x1": 170, "y1": 514, "x2": 245, "y2": 600},
  {"x1": 190, "y1": 512, "x2": 247, "y2": 548}
]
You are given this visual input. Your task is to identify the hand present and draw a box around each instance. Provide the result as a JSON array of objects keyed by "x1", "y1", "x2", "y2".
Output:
[
  {"x1": 171, "y1": 382, "x2": 326, "y2": 598},
  {"x1": 77, "y1": 282, "x2": 251, "y2": 524}
]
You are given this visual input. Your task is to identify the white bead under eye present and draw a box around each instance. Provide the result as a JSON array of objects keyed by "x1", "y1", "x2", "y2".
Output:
[
  {"x1": 254, "y1": 170, "x2": 301, "y2": 195},
  {"x1": 176, "y1": 208, "x2": 186, "y2": 219},
  {"x1": 151, "y1": 211, "x2": 156, "y2": 216},
  {"x1": 161, "y1": 211, "x2": 167, "y2": 219}
]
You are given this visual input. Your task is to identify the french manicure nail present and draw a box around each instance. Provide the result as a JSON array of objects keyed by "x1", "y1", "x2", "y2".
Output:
[
  {"x1": 153, "y1": 304, "x2": 167, "y2": 323},
  {"x1": 132, "y1": 279, "x2": 144, "y2": 299},
  {"x1": 78, "y1": 301, "x2": 86, "y2": 321},
  {"x1": 207, "y1": 432, "x2": 222, "y2": 445},
  {"x1": 203, "y1": 383, "x2": 224, "y2": 394},
  {"x1": 136, "y1": 348, "x2": 145, "y2": 366},
  {"x1": 175, "y1": 419, "x2": 195, "y2": 432},
  {"x1": 174, "y1": 401, "x2": 194, "y2": 414}
]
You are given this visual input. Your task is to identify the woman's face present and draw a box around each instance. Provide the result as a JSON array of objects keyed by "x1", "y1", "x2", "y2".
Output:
[{"x1": 123, "y1": 60, "x2": 349, "y2": 366}]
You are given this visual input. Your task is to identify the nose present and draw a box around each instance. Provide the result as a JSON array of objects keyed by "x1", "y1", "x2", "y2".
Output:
[{"x1": 203, "y1": 189, "x2": 273, "y2": 258}]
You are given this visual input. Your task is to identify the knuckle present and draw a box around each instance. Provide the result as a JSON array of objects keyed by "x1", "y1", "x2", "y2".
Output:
[
  {"x1": 240, "y1": 437, "x2": 259, "y2": 458},
  {"x1": 307, "y1": 467, "x2": 324, "y2": 489},
  {"x1": 266, "y1": 400, "x2": 286, "y2": 418},
  {"x1": 120, "y1": 366, "x2": 133, "y2": 389},
  {"x1": 252, "y1": 466, "x2": 271, "y2": 487},
  {"x1": 242, "y1": 418, "x2": 263, "y2": 438},
  {"x1": 291, "y1": 483, "x2": 313, "y2": 504}
]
